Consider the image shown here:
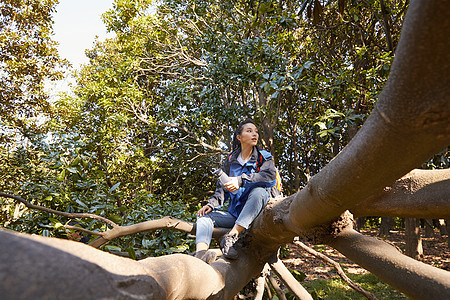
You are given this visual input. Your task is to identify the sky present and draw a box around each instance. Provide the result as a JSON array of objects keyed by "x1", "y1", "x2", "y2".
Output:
[{"x1": 52, "y1": 0, "x2": 115, "y2": 68}]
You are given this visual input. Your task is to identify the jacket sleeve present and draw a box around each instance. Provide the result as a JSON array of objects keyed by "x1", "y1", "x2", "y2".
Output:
[
  {"x1": 207, "y1": 182, "x2": 227, "y2": 209},
  {"x1": 207, "y1": 161, "x2": 230, "y2": 209},
  {"x1": 239, "y1": 155, "x2": 277, "y2": 188}
]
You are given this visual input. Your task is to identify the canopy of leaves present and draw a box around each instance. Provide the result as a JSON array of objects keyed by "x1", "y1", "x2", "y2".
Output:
[{"x1": 0, "y1": 0, "x2": 67, "y2": 145}]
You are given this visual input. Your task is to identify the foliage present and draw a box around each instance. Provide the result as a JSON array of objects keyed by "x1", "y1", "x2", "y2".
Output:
[
  {"x1": 0, "y1": 0, "x2": 67, "y2": 145},
  {"x1": 0, "y1": 137, "x2": 198, "y2": 255}
]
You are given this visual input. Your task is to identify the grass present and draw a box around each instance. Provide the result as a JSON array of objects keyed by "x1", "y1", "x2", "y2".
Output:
[{"x1": 292, "y1": 273, "x2": 409, "y2": 300}]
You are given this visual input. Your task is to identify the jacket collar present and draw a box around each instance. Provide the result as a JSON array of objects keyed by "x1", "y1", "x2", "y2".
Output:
[{"x1": 229, "y1": 146, "x2": 259, "y2": 164}]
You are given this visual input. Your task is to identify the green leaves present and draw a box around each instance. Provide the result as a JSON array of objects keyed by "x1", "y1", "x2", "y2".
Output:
[
  {"x1": 109, "y1": 182, "x2": 121, "y2": 193},
  {"x1": 289, "y1": 268, "x2": 307, "y2": 282},
  {"x1": 0, "y1": 0, "x2": 67, "y2": 145}
]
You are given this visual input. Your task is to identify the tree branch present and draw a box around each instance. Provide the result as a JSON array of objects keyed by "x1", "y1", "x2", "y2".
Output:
[
  {"x1": 329, "y1": 228, "x2": 450, "y2": 299},
  {"x1": 268, "y1": 255, "x2": 313, "y2": 300},
  {"x1": 351, "y1": 169, "x2": 450, "y2": 219},
  {"x1": 160, "y1": 122, "x2": 227, "y2": 154},
  {"x1": 380, "y1": 0, "x2": 394, "y2": 52},
  {"x1": 267, "y1": 273, "x2": 287, "y2": 300},
  {"x1": 64, "y1": 225, "x2": 104, "y2": 237},
  {"x1": 0, "y1": 192, "x2": 118, "y2": 228},
  {"x1": 285, "y1": 0, "x2": 450, "y2": 232},
  {"x1": 0, "y1": 229, "x2": 228, "y2": 299},
  {"x1": 254, "y1": 264, "x2": 270, "y2": 300},
  {"x1": 0, "y1": 192, "x2": 231, "y2": 248}
]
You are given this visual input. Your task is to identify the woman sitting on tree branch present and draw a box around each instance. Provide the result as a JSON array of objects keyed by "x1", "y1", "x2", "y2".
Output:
[{"x1": 195, "y1": 118, "x2": 281, "y2": 262}]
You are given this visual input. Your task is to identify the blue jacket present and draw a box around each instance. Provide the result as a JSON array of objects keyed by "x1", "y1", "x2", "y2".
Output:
[{"x1": 207, "y1": 146, "x2": 277, "y2": 218}]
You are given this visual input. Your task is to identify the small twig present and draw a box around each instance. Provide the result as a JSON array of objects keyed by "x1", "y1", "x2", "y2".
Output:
[
  {"x1": 0, "y1": 192, "x2": 118, "y2": 228},
  {"x1": 294, "y1": 240, "x2": 378, "y2": 300},
  {"x1": 267, "y1": 273, "x2": 287, "y2": 300},
  {"x1": 64, "y1": 225, "x2": 104, "y2": 237},
  {"x1": 264, "y1": 279, "x2": 273, "y2": 299}
]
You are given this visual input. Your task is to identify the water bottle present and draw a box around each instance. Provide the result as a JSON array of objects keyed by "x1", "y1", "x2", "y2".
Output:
[{"x1": 213, "y1": 169, "x2": 238, "y2": 194}]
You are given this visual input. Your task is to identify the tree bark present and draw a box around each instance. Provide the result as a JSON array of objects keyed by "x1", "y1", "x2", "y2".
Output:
[
  {"x1": 405, "y1": 218, "x2": 423, "y2": 259},
  {"x1": 254, "y1": 265, "x2": 269, "y2": 300},
  {"x1": 0, "y1": 229, "x2": 223, "y2": 299},
  {"x1": 351, "y1": 169, "x2": 450, "y2": 219},
  {"x1": 379, "y1": 217, "x2": 394, "y2": 236},
  {"x1": 424, "y1": 219, "x2": 434, "y2": 238}
]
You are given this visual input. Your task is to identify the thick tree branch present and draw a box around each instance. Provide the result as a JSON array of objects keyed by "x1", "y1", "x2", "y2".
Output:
[
  {"x1": 285, "y1": 0, "x2": 450, "y2": 232},
  {"x1": 0, "y1": 229, "x2": 226, "y2": 299},
  {"x1": 329, "y1": 228, "x2": 450, "y2": 299},
  {"x1": 351, "y1": 169, "x2": 450, "y2": 218}
]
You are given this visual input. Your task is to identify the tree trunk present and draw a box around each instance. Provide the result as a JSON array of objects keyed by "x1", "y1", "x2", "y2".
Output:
[
  {"x1": 355, "y1": 217, "x2": 365, "y2": 232},
  {"x1": 379, "y1": 217, "x2": 395, "y2": 236},
  {"x1": 405, "y1": 218, "x2": 423, "y2": 260},
  {"x1": 447, "y1": 220, "x2": 450, "y2": 248},
  {"x1": 438, "y1": 219, "x2": 447, "y2": 236},
  {"x1": 424, "y1": 219, "x2": 434, "y2": 238}
]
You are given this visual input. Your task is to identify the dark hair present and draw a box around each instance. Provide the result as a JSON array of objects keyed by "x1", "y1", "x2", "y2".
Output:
[{"x1": 231, "y1": 118, "x2": 257, "y2": 151}]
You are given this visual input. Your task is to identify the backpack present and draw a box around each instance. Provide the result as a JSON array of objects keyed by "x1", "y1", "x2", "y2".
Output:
[{"x1": 255, "y1": 151, "x2": 283, "y2": 197}]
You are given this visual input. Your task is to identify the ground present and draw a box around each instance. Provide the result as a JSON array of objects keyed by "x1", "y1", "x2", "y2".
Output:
[{"x1": 282, "y1": 229, "x2": 449, "y2": 282}]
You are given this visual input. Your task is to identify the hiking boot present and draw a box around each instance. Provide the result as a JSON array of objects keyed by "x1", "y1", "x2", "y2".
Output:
[
  {"x1": 192, "y1": 250, "x2": 218, "y2": 264},
  {"x1": 220, "y1": 233, "x2": 239, "y2": 259},
  {"x1": 202, "y1": 250, "x2": 218, "y2": 264}
]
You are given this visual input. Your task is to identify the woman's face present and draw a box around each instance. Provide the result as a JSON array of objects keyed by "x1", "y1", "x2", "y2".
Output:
[{"x1": 237, "y1": 123, "x2": 259, "y2": 147}]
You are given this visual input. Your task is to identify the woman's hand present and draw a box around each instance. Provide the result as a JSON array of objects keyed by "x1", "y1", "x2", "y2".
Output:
[
  {"x1": 197, "y1": 205, "x2": 212, "y2": 217},
  {"x1": 224, "y1": 177, "x2": 239, "y2": 192}
]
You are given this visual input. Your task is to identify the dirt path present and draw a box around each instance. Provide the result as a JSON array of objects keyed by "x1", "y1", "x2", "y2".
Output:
[{"x1": 282, "y1": 229, "x2": 449, "y2": 282}]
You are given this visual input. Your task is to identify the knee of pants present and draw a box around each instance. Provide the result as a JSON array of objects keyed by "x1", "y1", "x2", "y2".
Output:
[
  {"x1": 197, "y1": 215, "x2": 214, "y2": 228},
  {"x1": 248, "y1": 187, "x2": 269, "y2": 204}
]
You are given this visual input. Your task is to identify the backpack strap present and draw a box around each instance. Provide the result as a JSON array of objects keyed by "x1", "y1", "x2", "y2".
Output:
[
  {"x1": 223, "y1": 152, "x2": 233, "y2": 175},
  {"x1": 256, "y1": 152, "x2": 264, "y2": 172}
]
